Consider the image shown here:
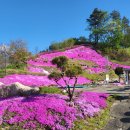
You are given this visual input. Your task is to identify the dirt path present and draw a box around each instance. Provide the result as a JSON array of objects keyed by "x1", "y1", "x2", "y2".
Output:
[{"x1": 82, "y1": 85, "x2": 130, "y2": 95}]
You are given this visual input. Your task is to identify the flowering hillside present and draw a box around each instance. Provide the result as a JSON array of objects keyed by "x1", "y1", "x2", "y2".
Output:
[
  {"x1": 28, "y1": 46, "x2": 130, "y2": 74},
  {"x1": 0, "y1": 92, "x2": 109, "y2": 130},
  {"x1": 0, "y1": 74, "x2": 91, "y2": 87},
  {"x1": 0, "y1": 45, "x2": 129, "y2": 87},
  {"x1": 0, "y1": 45, "x2": 123, "y2": 130},
  {"x1": 28, "y1": 46, "x2": 108, "y2": 74}
]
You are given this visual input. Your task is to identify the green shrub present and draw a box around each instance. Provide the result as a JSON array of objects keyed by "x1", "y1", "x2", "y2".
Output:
[{"x1": 39, "y1": 86, "x2": 63, "y2": 94}]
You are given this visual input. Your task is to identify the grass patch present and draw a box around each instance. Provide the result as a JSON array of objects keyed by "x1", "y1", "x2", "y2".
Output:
[
  {"x1": 39, "y1": 86, "x2": 63, "y2": 94},
  {"x1": 82, "y1": 69, "x2": 117, "y2": 82},
  {"x1": 69, "y1": 59, "x2": 96, "y2": 67},
  {"x1": 73, "y1": 96, "x2": 114, "y2": 130},
  {"x1": 0, "y1": 68, "x2": 46, "y2": 78}
]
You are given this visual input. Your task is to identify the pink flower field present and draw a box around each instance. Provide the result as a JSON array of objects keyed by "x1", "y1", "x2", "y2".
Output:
[
  {"x1": 27, "y1": 46, "x2": 109, "y2": 71},
  {"x1": 0, "y1": 45, "x2": 129, "y2": 88},
  {"x1": 27, "y1": 46, "x2": 130, "y2": 74},
  {"x1": 0, "y1": 45, "x2": 124, "y2": 130},
  {"x1": 0, "y1": 74, "x2": 91, "y2": 87},
  {"x1": 0, "y1": 92, "x2": 109, "y2": 130}
]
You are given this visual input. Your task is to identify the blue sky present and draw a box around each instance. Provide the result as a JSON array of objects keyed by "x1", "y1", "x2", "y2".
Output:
[{"x1": 0, "y1": 0, "x2": 130, "y2": 53}]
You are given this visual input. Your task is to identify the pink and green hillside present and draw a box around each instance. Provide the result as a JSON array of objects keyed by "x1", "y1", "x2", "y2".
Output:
[{"x1": 0, "y1": 45, "x2": 130, "y2": 87}]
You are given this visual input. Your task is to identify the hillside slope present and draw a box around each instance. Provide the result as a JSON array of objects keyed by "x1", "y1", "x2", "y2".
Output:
[
  {"x1": 28, "y1": 45, "x2": 130, "y2": 73},
  {"x1": 0, "y1": 45, "x2": 130, "y2": 87}
]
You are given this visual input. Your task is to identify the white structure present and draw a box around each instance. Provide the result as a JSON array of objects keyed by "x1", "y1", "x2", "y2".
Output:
[{"x1": 124, "y1": 69, "x2": 130, "y2": 85}]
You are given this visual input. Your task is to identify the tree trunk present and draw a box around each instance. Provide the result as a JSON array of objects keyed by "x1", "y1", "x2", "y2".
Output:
[
  {"x1": 69, "y1": 77, "x2": 77, "y2": 102},
  {"x1": 69, "y1": 93, "x2": 73, "y2": 102}
]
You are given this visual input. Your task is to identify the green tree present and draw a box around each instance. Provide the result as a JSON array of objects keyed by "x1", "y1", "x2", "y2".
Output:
[
  {"x1": 107, "y1": 21, "x2": 123, "y2": 48},
  {"x1": 48, "y1": 56, "x2": 82, "y2": 101},
  {"x1": 121, "y1": 17, "x2": 130, "y2": 47},
  {"x1": 106, "y1": 10, "x2": 123, "y2": 48},
  {"x1": 122, "y1": 27, "x2": 130, "y2": 47},
  {"x1": 122, "y1": 16, "x2": 129, "y2": 34},
  {"x1": 8, "y1": 40, "x2": 31, "y2": 69},
  {"x1": 87, "y1": 8, "x2": 108, "y2": 44},
  {"x1": 110, "y1": 10, "x2": 121, "y2": 21}
]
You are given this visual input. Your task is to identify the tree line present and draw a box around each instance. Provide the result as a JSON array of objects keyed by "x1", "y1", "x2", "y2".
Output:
[{"x1": 87, "y1": 8, "x2": 130, "y2": 48}]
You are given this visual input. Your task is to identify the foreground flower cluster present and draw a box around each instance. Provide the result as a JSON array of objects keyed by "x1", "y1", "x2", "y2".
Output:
[
  {"x1": 0, "y1": 74, "x2": 91, "y2": 87},
  {"x1": 75, "y1": 92, "x2": 108, "y2": 117},
  {"x1": 0, "y1": 92, "x2": 109, "y2": 130},
  {"x1": 0, "y1": 95, "x2": 76, "y2": 130}
]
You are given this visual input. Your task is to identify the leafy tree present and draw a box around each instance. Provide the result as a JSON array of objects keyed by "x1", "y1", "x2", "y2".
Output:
[
  {"x1": 86, "y1": 9, "x2": 130, "y2": 61},
  {"x1": 105, "y1": 10, "x2": 123, "y2": 48},
  {"x1": 87, "y1": 8, "x2": 108, "y2": 44},
  {"x1": 48, "y1": 56, "x2": 82, "y2": 101},
  {"x1": 106, "y1": 21, "x2": 123, "y2": 48},
  {"x1": 114, "y1": 67, "x2": 124, "y2": 82},
  {"x1": 110, "y1": 10, "x2": 121, "y2": 21},
  {"x1": 108, "y1": 11, "x2": 130, "y2": 48},
  {"x1": 8, "y1": 40, "x2": 31, "y2": 69},
  {"x1": 121, "y1": 17, "x2": 130, "y2": 47},
  {"x1": 122, "y1": 27, "x2": 130, "y2": 47},
  {"x1": 52, "y1": 56, "x2": 68, "y2": 70},
  {"x1": 122, "y1": 16, "x2": 129, "y2": 34}
]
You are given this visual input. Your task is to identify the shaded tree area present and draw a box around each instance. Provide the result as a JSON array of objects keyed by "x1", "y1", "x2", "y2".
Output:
[{"x1": 48, "y1": 56, "x2": 82, "y2": 101}]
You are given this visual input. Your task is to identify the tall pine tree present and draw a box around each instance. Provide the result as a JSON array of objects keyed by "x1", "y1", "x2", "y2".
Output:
[{"x1": 87, "y1": 8, "x2": 108, "y2": 45}]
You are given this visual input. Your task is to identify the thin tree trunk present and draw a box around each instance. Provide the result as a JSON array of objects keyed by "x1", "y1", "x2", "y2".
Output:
[{"x1": 69, "y1": 77, "x2": 78, "y2": 102}]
